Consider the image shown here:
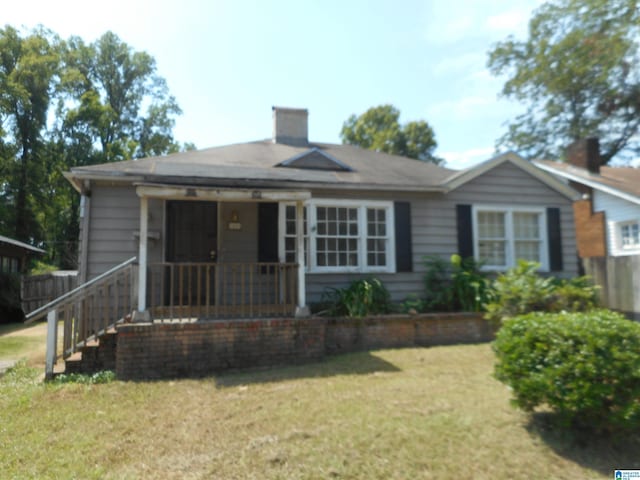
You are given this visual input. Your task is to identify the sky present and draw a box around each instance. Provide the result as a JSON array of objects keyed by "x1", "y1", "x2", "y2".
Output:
[{"x1": 4, "y1": 0, "x2": 544, "y2": 170}]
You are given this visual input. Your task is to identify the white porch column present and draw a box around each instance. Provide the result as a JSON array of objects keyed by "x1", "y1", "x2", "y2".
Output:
[
  {"x1": 295, "y1": 200, "x2": 309, "y2": 317},
  {"x1": 137, "y1": 196, "x2": 149, "y2": 314}
]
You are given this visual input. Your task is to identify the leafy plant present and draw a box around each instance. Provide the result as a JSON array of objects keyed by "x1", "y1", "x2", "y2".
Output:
[
  {"x1": 400, "y1": 294, "x2": 425, "y2": 314},
  {"x1": 322, "y1": 278, "x2": 391, "y2": 318},
  {"x1": 493, "y1": 310, "x2": 640, "y2": 433},
  {"x1": 52, "y1": 370, "x2": 116, "y2": 384},
  {"x1": 484, "y1": 260, "x2": 598, "y2": 324},
  {"x1": 423, "y1": 255, "x2": 490, "y2": 312}
]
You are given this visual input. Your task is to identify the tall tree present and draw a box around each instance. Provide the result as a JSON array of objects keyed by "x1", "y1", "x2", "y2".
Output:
[
  {"x1": 57, "y1": 31, "x2": 182, "y2": 165},
  {"x1": 0, "y1": 26, "x2": 59, "y2": 242},
  {"x1": 488, "y1": 0, "x2": 640, "y2": 164},
  {"x1": 340, "y1": 104, "x2": 443, "y2": 165}
]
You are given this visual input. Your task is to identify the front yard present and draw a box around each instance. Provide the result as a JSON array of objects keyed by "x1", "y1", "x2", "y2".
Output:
[{"x1": 1, "y1": 336, "x2": 637, "y2": 479}]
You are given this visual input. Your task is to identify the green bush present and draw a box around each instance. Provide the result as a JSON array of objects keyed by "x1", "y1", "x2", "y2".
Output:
[
  {"x1": 423, "y1": 255, "x2": 490, "y2": 312},
  {"x1": 484, "y1": 260, "x2": 598, "y2": 324},
  {"x1": 322, "y1": 278, "x2": 391, "y2": 317},
  {"x1": 493, "y1": 310, "x2": 640, "y2": 433}
]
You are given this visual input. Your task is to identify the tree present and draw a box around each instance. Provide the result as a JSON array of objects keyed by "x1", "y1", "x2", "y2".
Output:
[
  {"x1": 340, "y1": 104, "x2": 443, "y2": 165},
  {"x1": 57, "y1": 31, "x2": 183, "y2": 165},
  {"x1": 488, "y1": 0, "x2": 640, "y2": 164},
  {"x1": 0, "y1": 26, "x2": 60, "y2": 242}
]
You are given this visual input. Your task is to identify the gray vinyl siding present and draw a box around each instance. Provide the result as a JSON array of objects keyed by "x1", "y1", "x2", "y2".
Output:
[
  {"x1": 305, "y1": 162, "x2": 578, "y2": 303},
  {"x1": 84, "y1": 185, "x2": 163, "y2": 279},
  {"x1": 81, "y1": 161, "x2": 578, "y2": 305}
]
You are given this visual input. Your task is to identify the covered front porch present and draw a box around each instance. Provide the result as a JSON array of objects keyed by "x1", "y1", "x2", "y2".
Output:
[{"x1": 135, "y1": 183, "x2": 310, "y2": 321}]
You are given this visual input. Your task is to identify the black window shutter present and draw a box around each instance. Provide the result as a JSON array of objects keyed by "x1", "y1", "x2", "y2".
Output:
[
  {"x1": 547, "y1": 207, "x2": 563, "y2": 271},
  {"x1": 258, "y1": 203, "x2": 279, "y2": 262},
  {"x1": 456, "y1": 204, "x2": 473, "y2": 259},
  {"x1": 394, "y1": 202, "x2": 413, "y2": 272}
]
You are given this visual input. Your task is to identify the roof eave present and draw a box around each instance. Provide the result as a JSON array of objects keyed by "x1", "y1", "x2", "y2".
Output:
[{"x1": 534, "y1": 161, "x2": 640, "y2": 206}]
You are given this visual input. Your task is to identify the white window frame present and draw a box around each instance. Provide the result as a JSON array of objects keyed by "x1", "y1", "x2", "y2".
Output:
[
  {"x1": 279, "y1": 199, "x2": 396, "y2": 274},
  {"x1": 472, "y1": 205, "x2": 549, "y2": 272},
  {"x1": 618, "y1": 220, "x2": 640, "y2": 252}
]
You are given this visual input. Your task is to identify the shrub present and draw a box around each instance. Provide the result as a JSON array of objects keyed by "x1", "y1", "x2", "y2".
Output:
[
  {"x1": 493, "y1": 310, "x2": 640, "y2": 433},
  {"x1": 322, "y1": 278, "x2": 391, "y2": 317},
  {"x1": 423, "y1": 255, "x2": 490, "y2": 312},
  {"x1": 484, "y1": 260, "x2": 598, "y2": 324}
]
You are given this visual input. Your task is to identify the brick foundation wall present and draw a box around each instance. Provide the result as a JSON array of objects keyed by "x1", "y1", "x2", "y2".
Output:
[{"x1": 115, "y1": 313, "x2": 491, "y2": 380}]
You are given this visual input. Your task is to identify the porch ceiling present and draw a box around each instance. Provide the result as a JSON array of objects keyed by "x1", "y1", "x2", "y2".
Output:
[{"x1": 135, "y1": 183, "x2": 311, "y2": 202}]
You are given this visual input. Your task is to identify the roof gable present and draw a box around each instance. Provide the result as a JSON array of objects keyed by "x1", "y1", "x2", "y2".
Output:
[
  {"x1": 276, "y1": 148, "x2": 353, "y2": 171},
  {"x1": 444, "y1": 152, "x2": 579, "y2": 200}
]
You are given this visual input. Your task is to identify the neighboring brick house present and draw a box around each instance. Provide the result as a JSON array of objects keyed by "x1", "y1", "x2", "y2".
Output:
[{"x1": 535, "y1": 139, "x2": 640, "y2": 259}]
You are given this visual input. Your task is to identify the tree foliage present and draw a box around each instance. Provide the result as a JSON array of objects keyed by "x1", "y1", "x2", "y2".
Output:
[
  {"x1": 340, "y1": 104, "x2": 443, "y2": 165},
  {"x1": 488, "y1": 0, "x2": 640, "y2": 163},
  {"x1": 0, "y1": 26, "x2": 186, "y2": 268}
]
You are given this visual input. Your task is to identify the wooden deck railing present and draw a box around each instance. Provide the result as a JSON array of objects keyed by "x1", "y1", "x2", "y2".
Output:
[
  {"x1": 25, "y1": 257, "x2": 137, "y2": 378},
  {"x1": 147, "y1": 262, "x2": 298, "y2": 321}
]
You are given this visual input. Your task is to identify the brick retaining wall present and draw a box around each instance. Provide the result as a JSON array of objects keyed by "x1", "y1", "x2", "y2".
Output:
[{"x1": 115, "y1": 313, "x2": 493, "y2": 380}]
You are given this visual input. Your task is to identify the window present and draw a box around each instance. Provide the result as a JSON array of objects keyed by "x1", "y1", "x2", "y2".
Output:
[
  {"x1": 280, "y1": 200, "x2": 395, "y2": 273},
  {"x1": 282, "y1": 204, "x2": 309, "y2": 265},
  {"x1": 620, "y1": 221, "x2": 640, "y2": 249},
  {"x1": 474, "y1": 206, "x2": 547, "y2": 270}
]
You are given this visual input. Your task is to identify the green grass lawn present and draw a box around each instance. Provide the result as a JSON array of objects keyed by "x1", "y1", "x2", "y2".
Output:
[
  {"x1": 1, "y1": 343, "x2": 638, "y2": 479},
  {"x1": 0, "y1": 321, "x2": 47, "y2": 366}
]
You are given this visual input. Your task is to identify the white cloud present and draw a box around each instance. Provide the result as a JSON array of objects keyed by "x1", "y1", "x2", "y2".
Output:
[
  {"x1": 485, "y1": 9, "x2": 530, "y2": 32},
  {"x1": 423, "y1": 0, "x2": 541, "y2": 45},
  {"x1": 428, "y1": 95, "x2": 494, "y2": 120},
  {"x1": 441, "y1": 146, "x2": 496, "y2": 170},
  {"x1": 433, "y1": 53, "x2": 485, "y2": 75}
]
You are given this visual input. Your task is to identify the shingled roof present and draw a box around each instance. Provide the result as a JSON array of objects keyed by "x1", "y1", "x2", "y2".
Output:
[
  {"x1": 535, "y1": 160, "x2": 640, "y2": 205},
  {"x1": 66, "y1": 140, "x2": 458, "y2": 192}
]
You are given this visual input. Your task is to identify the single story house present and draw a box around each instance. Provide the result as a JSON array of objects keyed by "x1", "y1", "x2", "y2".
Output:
[
  {"x1": 0, "y1": 234, "x2": 44, "y2": 274},
  {"x1": 535, "y1": 138, "x2": 640, "y2": 258},
  {"x1": 33, "y1": 106, "x2": 582, "y2": 378},
  {"x1": 61, "y1": 106, "x2": 579, "y2": 323},
  {"x1": 534, "y1": 138, "x2": 640, "y2": 318}
]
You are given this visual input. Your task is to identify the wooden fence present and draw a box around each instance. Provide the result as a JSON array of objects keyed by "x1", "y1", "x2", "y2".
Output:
[
  {"x1": 21, "y1": 271, "x2": 78, "y2": 315},
  {"x1": 582, "y1": 255, "x2": 640, "y2": 320}
]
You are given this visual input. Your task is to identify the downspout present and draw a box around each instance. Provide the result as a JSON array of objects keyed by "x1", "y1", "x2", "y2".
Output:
[{"x1": 79, "y1": 182, "x2": 91, "y2": 283}]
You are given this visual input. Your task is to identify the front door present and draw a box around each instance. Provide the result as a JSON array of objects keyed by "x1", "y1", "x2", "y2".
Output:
[{"x1": 166, "y1": 201, "x2": 218, "y2": 305}]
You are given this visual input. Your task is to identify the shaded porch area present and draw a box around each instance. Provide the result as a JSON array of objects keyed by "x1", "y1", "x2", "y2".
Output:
[{"x1": 135, "y1": 183, "x2": 310, "y2": 321}]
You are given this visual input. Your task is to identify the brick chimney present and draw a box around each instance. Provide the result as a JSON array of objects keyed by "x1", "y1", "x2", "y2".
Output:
[
  {"x1": 566, "y1": 137, "x2": 601, "y2": 174},
  {"x1": 272, "y1": 107, "x2": 308, "y2": 146}
]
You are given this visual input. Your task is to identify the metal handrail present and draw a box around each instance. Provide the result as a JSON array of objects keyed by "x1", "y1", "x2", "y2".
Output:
[{"x1": 25, "y1": 257, "x2": 137, "y2": 324}]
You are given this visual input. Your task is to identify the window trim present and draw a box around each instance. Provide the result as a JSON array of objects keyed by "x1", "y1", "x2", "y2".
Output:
[
  {"x1": 279, "y1": 199, "x2": 396, "y2": 274},
  {"x1": 618, "y1": 220, "x2": 640, "y2": 251},
  {"x1": 472, "y1": 205, "x2": 549, "y2": 271}
]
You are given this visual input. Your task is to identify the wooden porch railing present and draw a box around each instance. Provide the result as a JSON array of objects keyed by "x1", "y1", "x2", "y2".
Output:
[
  {"x1": 25, "y1": 257, "x2": 137, "y2": 378},
  {"x1": 147, "y1": 262, "x2": 298, "y2": 321}
]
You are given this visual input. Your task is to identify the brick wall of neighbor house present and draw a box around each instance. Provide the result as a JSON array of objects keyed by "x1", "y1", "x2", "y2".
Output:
[
  {"x1": 573, "y1": 199, "x2": 607, "y2": 257},
  {"x1": 114, "y1": 313, "x2": 491, "y2": 380}
]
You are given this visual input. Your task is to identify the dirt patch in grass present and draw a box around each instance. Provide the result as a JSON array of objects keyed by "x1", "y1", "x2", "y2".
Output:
[{"x1": 1, "y1": 344, "x2": 637, "y2": 479}]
